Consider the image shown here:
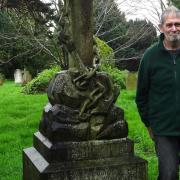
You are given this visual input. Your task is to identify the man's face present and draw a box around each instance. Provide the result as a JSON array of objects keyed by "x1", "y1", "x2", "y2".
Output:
[{"x1": 160, "y1": 13, "x2": 180, "y2": 43}]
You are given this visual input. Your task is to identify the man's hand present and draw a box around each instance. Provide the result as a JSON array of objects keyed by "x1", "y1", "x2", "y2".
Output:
[{"x1": 147, "y1": 127, "x2": 154, "y2": 140}]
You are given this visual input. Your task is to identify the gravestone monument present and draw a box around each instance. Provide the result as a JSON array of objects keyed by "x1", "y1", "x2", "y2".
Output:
[
  {"x1": 22, "y1": 69, "x2": 32, "y2": 84},
  {"x1": 23, "y1": 0, "x2": 147, "y2": 179},
  {"x1": 14, "y1": 69, "x2": 23, "y2": 84},
  {"x1": 126, "y1": 72, "x2": 137, "y2": 90}
]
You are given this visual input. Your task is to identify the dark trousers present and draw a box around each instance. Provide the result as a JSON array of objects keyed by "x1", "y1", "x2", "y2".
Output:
[{"x1": 154, "y1": 136, "x2": 180, "y2": 180}]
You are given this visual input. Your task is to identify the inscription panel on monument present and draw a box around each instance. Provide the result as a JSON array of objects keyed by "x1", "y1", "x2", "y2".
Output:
[
  {"x1": 58, "y1": 138, "x2": 133, "y2": 161},
  {"x1": 34, "y1": 132, "x2": 134, "y2": 162},
  {"x1": 48, "y1": 163, "x2": 146, "y2": 180}
]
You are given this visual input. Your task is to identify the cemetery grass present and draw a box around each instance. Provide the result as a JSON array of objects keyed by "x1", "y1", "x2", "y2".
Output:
[
  {"x1": 0, "y1": 81, "x2": 47, "y2": 180},
  {"x1": 0, "y1": 81, "x2": 157, "y2": 180}
]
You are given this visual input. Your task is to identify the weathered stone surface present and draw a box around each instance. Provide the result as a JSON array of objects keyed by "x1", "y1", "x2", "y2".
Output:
[
  {"x1": 33, "y1": 132, "x2": 134, "y2": 162},
  {"x1": 22, "y1": 69, "x2": 32, "y2": 84},
  {"x1": 23, "y1": 147, "x2": 48, "y2": 180},
  {"x1": 43, "y1": 70, "x2": 125, "y2": 141},
  {"x1": 38, "y1": 0, "x2": 128, "y2": 142},
  {"x1": 23, "y1": 134, "x2": 147, "y2": 180},
  {"x1": 69, "y1": 0, "x2": 93, "y2": 67},
  {"x1": 126, "y1": 72, "x2": 137, "y2": 90},
  {"x1": 14, "y1": 69, "x2": 23, "y2": 84},
  {"x1": 23, "y1": 0, "x2": 148, "y2": 179}
]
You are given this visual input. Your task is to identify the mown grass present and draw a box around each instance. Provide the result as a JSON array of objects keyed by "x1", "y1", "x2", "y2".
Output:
[
  {"x1": 0, "y1": 81, "x2": 157, "y2": 179},
  {"x1": 0, "y1": 81, "x2": 47, "y2": 180},
  {"x1": 117, "y1": 90, "x2": 158, "y2": 179}
]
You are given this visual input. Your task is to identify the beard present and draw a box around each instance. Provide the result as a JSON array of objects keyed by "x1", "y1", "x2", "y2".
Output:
[{"x1": 166, "y1": 32, "x2": 180, "y2": 43}]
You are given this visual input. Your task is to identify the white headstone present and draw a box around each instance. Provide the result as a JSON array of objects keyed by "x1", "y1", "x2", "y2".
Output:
[{"x1": 14, "y1": 69, "x2": 23, "y2": 84}]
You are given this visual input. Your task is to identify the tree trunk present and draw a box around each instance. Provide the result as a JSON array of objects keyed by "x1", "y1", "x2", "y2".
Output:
[{"x1": 69, "y1": 0, "x2": 93, "y2": 67}]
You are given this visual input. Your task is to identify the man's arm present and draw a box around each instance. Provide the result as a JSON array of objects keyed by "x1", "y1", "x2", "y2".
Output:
[{"x1": 135, "y1": 56, "x2": 150, "y2": 128}]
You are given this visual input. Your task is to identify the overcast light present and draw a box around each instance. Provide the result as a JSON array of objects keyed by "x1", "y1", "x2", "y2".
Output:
[{"x1": 116, "y1": 0, "x2": 168, "y2": 30}]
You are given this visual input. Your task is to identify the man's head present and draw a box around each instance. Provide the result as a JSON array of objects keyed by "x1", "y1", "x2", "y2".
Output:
[{"x1": 159, "y1": 6, "x2": 180, "y2": 46}]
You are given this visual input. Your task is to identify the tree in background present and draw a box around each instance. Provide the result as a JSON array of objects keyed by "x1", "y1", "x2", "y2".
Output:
[
  {"x1": 171, "y1": 0, "x2": 180, "y2": 8},
  {"x1": 93, "y1": 0, "x2": 157, "y2": 62},
  {"x1": 0, "y1": 0, "x2": 158, "y2": 77},
  {"x1": 0, "y1": 0, "x2": 61, "y2": 78},
  {"x1": 117, "y1": 0, "x2": 168, "y2": 30}
]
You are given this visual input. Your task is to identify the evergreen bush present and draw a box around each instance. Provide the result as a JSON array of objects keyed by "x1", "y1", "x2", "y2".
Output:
[
  {"x1": 100, "y1": 64, "x2": 128, "y2": 90},
  {"x1": 22, "y1": 66, "x2": 59, "y2": 94},
  {"x1": 95, "y1": 37, "x2": 115, "y2": 66},
  {"x1": 95, "y1": 38, "x2": 128, "y2": 90},
  {"x1": 22, "y1": 38, "x2": 127, "y2": 94}
]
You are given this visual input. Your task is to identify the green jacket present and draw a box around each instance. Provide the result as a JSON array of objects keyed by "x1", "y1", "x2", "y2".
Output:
[{"x1": 135, "y1": 34, "x2": 180, "y2": 136}]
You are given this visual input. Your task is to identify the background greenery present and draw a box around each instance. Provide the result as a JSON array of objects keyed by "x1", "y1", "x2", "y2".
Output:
[
  {"x1": 93, "y1": 0, "x2": 157, "y2": 59},
  {"x1": 0, "y1": 0, "x2": 158, "y2": 79},
  {"x1": 1, "y1": 1, "x2": 180, "y2": 179},
  {"x1": 0, "y1": 81, "x2": 157, "y2": 180},
  {"x1": 22, "y1": 64, "x2": 128, "y2": 94},
  {"x1": 21, "y1": 66, "x2": 60, "y2": 94}
]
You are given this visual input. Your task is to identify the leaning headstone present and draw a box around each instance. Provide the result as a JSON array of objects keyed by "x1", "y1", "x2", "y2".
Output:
[
  {"x1": 22, "y1": 69, "x2": 32, "y2": 84},
  {"x1": 23, "y1": 0, "x2": 147, "y2": 179},
  {"x1": 126, "y1": 72, "x2": 137, "y2": 90},
  {"x1": 14, "y1": 69, "x2": 23, "y2": 84}
]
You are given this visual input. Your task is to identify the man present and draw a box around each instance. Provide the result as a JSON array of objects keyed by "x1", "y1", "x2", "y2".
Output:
[{"x1": 135, "y1": 6, "x2": 180, "y2": 180}]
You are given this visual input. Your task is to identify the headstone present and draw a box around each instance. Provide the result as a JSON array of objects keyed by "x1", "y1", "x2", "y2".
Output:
[
  {"x1": 23, "y1": 69, "x2": 32, "y2": 84},
  {"x1": 23, "y1": 0, "x2": 147, "y2": 179},
  {"x1": 126, "y1": 72, "x2": 137, "y2": 90},
  {"x1": 14, "y1": 69, "x2": 23, "y2": 84}
]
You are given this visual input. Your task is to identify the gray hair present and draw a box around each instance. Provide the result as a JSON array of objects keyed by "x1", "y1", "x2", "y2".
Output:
[{"x1": 160, "y1": 6, "x2": 180, "y2": 25}]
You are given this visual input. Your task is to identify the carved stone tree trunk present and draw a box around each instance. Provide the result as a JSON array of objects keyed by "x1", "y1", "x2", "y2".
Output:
[
  {"x1": 59, "y1": 0, "x2": 93, "y2": 69},
  {"x1": 69, "y1": 0, "x2": 93, "y2": 67},
  {"x1": 23, "y1": 0, "x2": 148, "y2": 179}
]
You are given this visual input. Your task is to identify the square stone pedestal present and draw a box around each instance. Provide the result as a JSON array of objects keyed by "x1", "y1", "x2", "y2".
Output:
[{"x1": 23, "y1": 131, "x2": 147, "y2": 180}]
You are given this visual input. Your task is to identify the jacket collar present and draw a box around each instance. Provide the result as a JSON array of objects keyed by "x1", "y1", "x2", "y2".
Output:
[
  {"x1": 158, "y1": 33, "x2": 180, "y2": 52},
  {"x1": 158, "y1": 33, "x2": 166, "y2": 51}
]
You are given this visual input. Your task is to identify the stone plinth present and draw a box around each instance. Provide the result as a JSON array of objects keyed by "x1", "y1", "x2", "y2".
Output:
[{"x1": 23, "y1": 131, "x2": 147, "y2": 180}]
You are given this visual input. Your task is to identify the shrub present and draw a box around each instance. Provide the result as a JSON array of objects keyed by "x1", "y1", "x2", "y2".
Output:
[
  {"x1": 95, "y1": 37, "x2": 127, "y2": 90},
  {"x1": 22, "y1": 63, "x2": 127, "y2": 94},
  {"x1": 95, "y1": 37, "x2": 115, "y2": 66},
  {"x1": 22, "y1": 38, "x2": 125, "y2": 94},
  {"x1": 22, "y1": 66, "x2": 59, "y2": 94},
  {"x1": 100, "y1": 64, "x2": 128, "y2": 90}
]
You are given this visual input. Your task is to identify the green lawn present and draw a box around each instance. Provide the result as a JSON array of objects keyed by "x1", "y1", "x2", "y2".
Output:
[
  {"x1": 0, "y1": 81, "x2": 157, "y2": 180},
  {"x1": 117, "y1": 90, "x2": 157, "y2": 179},
  {"x1": 0, "y1": 81, "x2": 47, "y2": 180}
]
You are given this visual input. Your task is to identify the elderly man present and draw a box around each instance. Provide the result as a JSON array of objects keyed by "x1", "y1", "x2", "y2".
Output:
[{"x1": 136, "y1": 6, "x2": 180, "y2": 180}]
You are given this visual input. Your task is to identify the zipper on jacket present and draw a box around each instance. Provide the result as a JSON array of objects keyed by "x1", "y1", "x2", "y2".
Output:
[{"x1": 172, "y1": 55, "x2": 178, "y2": 107}]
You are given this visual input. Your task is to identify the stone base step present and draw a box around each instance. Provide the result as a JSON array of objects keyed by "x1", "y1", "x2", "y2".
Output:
[
  {"x1": 33, "y1": 131, "x2": 134, "y2": 163},
  {"x1": 23, "y1": 146, "x2": 147, "y2": 180}
]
